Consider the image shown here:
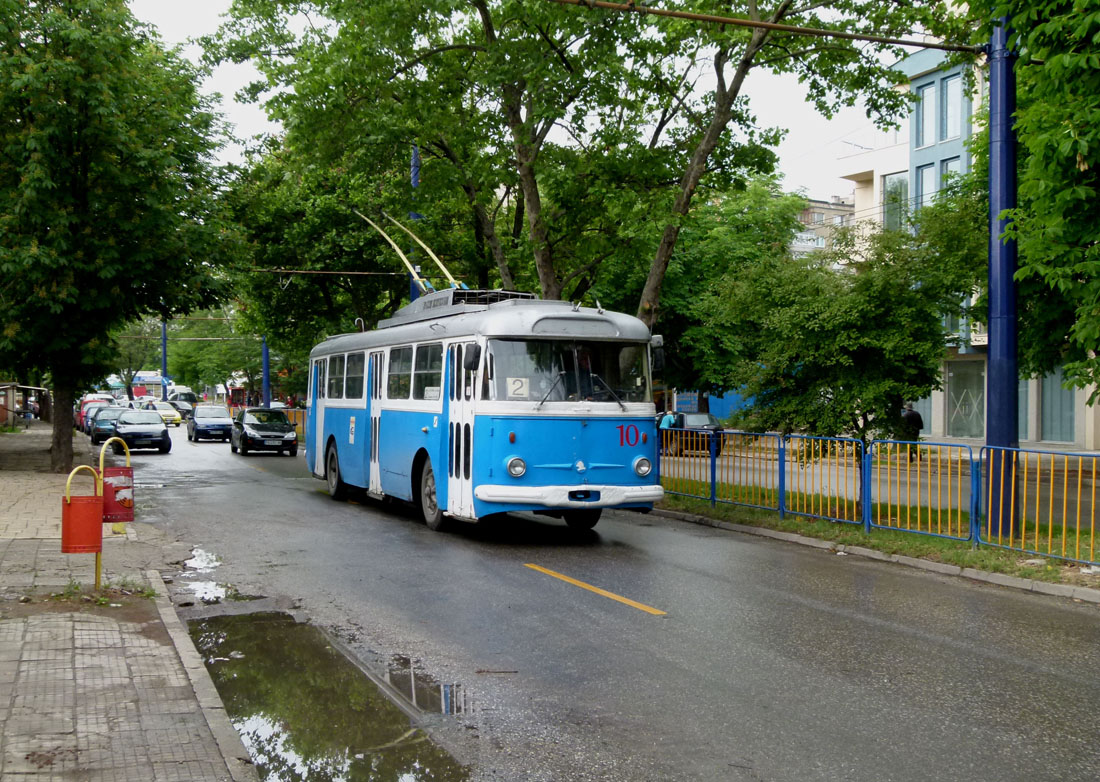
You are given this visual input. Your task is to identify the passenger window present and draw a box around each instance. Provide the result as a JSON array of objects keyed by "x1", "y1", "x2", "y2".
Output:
[
  {"x1": 388, "y1": 346, "x2": 413, "y2": 399},
  {"x1": 345, "y1": 352, "x2": 365, "y2": 399},
  {"x1": 413, "y1": 343, "x2": 444, "y2": 400},
  {"x1": 328, "y1": 354, "x2": 345, "y2": 399}
]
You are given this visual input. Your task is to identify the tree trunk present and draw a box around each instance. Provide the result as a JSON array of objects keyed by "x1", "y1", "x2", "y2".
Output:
[
  {"x1": 50, "y1": 384, "x2": 74, "y2": 473},
  {"x1": 40, "y1": 391, "x2": 52, "y2": 424},
  {"x1": 636, "y1": 24, "x2": 776, "y2": 330}
]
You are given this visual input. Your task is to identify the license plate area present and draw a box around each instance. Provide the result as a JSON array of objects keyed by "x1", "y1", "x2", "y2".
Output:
[
  {"x1": 569, "y1": 490, "x2": 600, "y2": 502},
  {"x1": 264, "y1": 440, "x2": 281, "y2": 446}
]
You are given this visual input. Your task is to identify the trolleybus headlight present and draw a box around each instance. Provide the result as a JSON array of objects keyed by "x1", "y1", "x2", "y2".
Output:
[
  {"x1": 507, "y1": 457, "x2": 527, "y2": 477},
  {"x1": 634, "y1": 457, "x2": 652, "y2": 477}
]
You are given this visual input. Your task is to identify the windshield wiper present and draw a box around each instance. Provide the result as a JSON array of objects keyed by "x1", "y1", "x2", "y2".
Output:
[
  {"x1": 591, "y1": 374, "x2": 626, "y2": 410},
  {"x1": 535, "y1": 370, "x2": 566, "y2": 409}
]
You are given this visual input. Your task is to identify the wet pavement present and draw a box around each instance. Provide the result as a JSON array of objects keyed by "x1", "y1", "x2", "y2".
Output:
[{"x1": 14, "y1": 421, "x2": 1098, "y2": 781}]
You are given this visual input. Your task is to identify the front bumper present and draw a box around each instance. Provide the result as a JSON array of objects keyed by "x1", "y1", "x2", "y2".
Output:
[
  {"x1": 474, "y1": 483, "x2": 663, "y2": 508},
  {"x1": 242, "y1": 434, "x2": 297, "y2": 451}
]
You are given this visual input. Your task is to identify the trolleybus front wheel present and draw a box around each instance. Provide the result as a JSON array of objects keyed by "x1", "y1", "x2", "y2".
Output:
[
  {"x1": 419, "y1": 459, "x2": 448, "y2": 531},
  {"x1": 326, "y1": 444, "x2": 347, "y2": 500},
  {"x1": 563, "y1": 508, "x2": 601, "y2": 530}
]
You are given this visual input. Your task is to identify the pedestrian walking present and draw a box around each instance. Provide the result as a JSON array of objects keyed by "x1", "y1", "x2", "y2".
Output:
[{"x1": 901, "y1": 402, "x2": 924, "y2": 461}]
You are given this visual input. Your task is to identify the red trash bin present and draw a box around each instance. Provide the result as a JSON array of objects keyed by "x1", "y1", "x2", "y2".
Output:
[
  {"x1": 100, "y1": 439, "x2": 134, "y2": 522},
  {"x1": 61, "y1": 466, "x2": 103, "y2": 554}
]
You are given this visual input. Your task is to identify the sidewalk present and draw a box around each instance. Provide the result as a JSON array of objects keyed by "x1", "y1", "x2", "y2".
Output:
[{"x1": 0, "y1": 420, "x2": 256, "y2": 781}]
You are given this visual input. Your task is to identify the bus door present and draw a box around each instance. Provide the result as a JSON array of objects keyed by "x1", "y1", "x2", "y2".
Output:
[
  {"x1": 367, "y1": 351, "x2": 384, "y2": 494},
  {"x1": 447, "y1": 342, "x2": 477, "y2": 519},
  {"x1": 312, "y1": 358, "x2": 327, "y2": 476}
]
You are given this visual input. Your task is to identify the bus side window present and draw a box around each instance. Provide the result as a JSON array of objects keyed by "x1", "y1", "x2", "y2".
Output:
[
  {"x1": 387, "y1": 346, "x2": 412, "y2": 399},
  {"x1": 413, "y1": 343, "x2": 443, "y2": 400},
  {"x1": 328, "y1": 354, "x2": 345, "y2": 399},
  {"x1": 317, "y1": 359, "x2": 326, "y2": 399}
]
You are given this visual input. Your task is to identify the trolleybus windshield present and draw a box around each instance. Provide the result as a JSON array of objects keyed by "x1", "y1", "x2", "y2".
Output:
[{"x1": 488, "y1": 339, "x2": 650, "y2": 403}]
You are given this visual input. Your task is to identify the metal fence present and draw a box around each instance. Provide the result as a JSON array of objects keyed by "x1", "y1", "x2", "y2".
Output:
[{"x1": 658, "y1": 429, "x2": 1098, "y2": 567}]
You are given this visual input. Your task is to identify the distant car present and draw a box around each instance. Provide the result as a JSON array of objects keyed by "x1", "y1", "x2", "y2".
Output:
[
  {"x1": 79, "y1": 400, "x2": 113, "y2": 434},
  {"x1": 143, "y1": 401, "x2": 182, "y2": 427},
  {"x1": 267, "y1": 401, "x2": 288, "y2": 409},
  {"x1": 188, "y1": 405, "x2": 233, "y2": 442},
  {"x1": 168, "y1": 400, "x2": 194, "y2": 420},
  {"x1": 661, "y1": 412, "x2": 724, "y2": 457},
  {"x1": 112, "y1": 410, "x2": 171, "y2": 453},
  {"x1": 230, "y1": 407, "x2": 298, "y2": 456},
  {"x1": 89, "y1": 407, "x2": 125, "y2": 445},
  {"x1": 168, "y1": 390, "x2": 198, "y2": 405}
]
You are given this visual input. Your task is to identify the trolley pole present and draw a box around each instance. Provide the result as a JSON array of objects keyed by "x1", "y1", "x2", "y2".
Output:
[
  {"x1": 409, "y1": 144, "x2": 423, "y2": 302},
  {"x1": 986, "y1": 18, "x2": 1018, "y2": 537},
  {"x1": 262, "y1": 336, "x2": 271, "y2": 408}
]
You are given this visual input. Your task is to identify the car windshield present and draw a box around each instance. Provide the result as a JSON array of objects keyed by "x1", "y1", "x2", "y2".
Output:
[
  {"x1": 487, "y1": 339, "x2": 650, "y2": 403},
  {"x1": 245, "y1": 410, "x2": 289, "y2": 425},
  {"x1": 194, "y1": 407, "x2": 231, "y2": 421},
  {"x1": 95, "y1": 408, "x2": 124, "y2": 422},
  {"x1": 119, "y1": 411, "x2": 163, "y2": 425},
  {"x1": 682, "y1": 414, "x2": 719, "y2": 427},
  {"x1": 154, "y1": 403, "x2": 175, "y2": 411}
]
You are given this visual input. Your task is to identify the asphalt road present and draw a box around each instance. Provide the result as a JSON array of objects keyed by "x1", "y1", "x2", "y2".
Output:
[{"x1": 126, "y1": 425, "x2": 1100, "y2": 781}]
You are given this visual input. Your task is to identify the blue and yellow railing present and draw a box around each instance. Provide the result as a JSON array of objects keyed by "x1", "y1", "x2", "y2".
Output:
[{"x1": 658, "y1": 430, "x2": 1098, "y2": 567}]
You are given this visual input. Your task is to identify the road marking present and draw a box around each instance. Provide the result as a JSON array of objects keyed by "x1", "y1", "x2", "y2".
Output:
[{"x1": 524, "y1": 564, "x2": 666, "y2": 616}]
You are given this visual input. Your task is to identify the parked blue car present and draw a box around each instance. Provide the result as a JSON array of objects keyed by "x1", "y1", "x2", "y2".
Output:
[{"x1": 90, "y1": 407, "x2": 125, "y2": 445}]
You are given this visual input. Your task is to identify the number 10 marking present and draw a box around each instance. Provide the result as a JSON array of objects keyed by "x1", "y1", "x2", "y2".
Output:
[{"x1": 616, "y1": 424, "x2": 639, "y2": 447}]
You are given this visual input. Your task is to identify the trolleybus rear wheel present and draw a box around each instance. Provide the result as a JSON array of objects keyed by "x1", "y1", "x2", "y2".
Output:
[
  {"x1": 563, "y1": 508, "x2": 601, "y2": 530},
  {"x1": 326, "y1": 444, "x2": 347, "y2": 500},
  {"x1": 419, "y1": 459, "x2": 447, "y2": 531}
]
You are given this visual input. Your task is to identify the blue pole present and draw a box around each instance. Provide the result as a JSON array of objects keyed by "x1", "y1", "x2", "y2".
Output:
[
  {"x1": 987, "y1": 19, "x2": 1018, "y2": 536},
  {"x1": 161, "y1": 321, "x2": 168, "y2": 401},
  {"x1": 262, "y1": 336, "x2": 271, "y2": 408}
]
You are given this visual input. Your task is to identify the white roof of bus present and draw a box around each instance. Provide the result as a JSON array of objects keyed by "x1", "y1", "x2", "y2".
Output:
[{"x1": 310, "y1": 297, "x2": 652, "y2": 359}]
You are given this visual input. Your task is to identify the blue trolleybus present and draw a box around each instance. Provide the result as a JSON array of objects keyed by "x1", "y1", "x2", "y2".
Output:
[{"x1": 305, "y1": 288, "x2": 664, "y2": 530}]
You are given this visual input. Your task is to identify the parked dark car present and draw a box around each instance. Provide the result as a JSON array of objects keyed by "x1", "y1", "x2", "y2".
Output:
[
  {"x1": 89, "y1": 407, "x2": 125, "y2": 445},
  {"x1": 168, "y1": 400, "x2": 194, "y2": 420},
  {"x1": 188, "y1": 405, "x2": 233, "y2": 442},
  {"x1": 112, "y1": 410, "x2": 172, "y2": 454},
  {"x1": 231, "y1": 407, "x2": 298, "y2": 456},
  {"x1": 79, "y1": 400, "x2": 112, "y2": 435},
  {"x1": 660, "y1": 412, "x2": 724, "y2": 456}
]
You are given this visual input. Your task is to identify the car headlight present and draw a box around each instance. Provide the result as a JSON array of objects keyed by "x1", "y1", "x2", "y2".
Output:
[
  {"x1": 244, "y1": 428, "x2": 259, "y2": 438},
  {"x1": 284, "y1": 432, "x2": 296, "y2": 440},
  {"x1": 507, "y1": 457, "x2": 526, "y2": 477},
  {"x1": 634, "y1": 457, "x2": 652, "y2": 477}
]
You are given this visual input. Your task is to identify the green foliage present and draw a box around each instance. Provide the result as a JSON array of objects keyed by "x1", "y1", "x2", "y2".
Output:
[
  {"x1": 707, "y1": 218, "x2": 980, "y2": 444},
  {"x1": 206, "y1": 0, "x2": 971, "y2": 328},
  {"x1": 985, "y1": 1, "x2": 1100, "y2": 394},
  {"x1": 0, "y1": 0, "x2": 237, "y2": 467}
]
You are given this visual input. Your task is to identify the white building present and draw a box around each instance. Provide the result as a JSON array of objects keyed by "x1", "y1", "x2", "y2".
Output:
[{"x1": 835, "y1": 51, "x2": 1097, "y2": 450}]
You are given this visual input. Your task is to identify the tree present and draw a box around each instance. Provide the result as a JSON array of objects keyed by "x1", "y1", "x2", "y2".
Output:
[
  {"x1": 207, "y1": 0, "x2": 970, "y2": 326},
  {"x1": 710, "y1": 216, "x2": 979, "y2": 446},
  {"x1": 0, "y1": 0, "x2": 233, "y2": 470},
  {"x1": 985, "y1": 3, "x2": 1100, "y2": 395}
]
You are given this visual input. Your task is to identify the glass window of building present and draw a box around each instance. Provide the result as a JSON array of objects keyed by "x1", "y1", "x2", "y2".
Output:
[
  {"x1": 883, "y1": 172, "x2": 908, "y2": 230},
  {"x1": 916, "y1": 83, "x2": 936, "y2": 147},
  {"x1": 1041, "y1": 367, "x2": 1075, "y2": 442},
  {"x1": 942, "y1": 75, "x2": 962, "y2": 140},
  {"x1": 941, "y1": 157, "x2": 961, "y2": 187},
  {"x1": 947, "y1": 360, "x2": 984, "y2": 438},
  {"x1": 917, "y1": 164, "x2": 936, "y2": 208}
]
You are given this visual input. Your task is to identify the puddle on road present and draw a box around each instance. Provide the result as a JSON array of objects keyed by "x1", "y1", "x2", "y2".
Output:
[{"x1": 190, "y1": 613, "x2": 471, "y2": 781}]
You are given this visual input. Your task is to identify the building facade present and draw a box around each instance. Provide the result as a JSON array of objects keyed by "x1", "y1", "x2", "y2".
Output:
[{"x1": 836, "y1": 52, "x2": 1099, "y2": 450}]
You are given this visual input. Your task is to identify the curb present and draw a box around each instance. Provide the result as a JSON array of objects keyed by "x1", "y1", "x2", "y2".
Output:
[
  {"x1": 651, "y1": 509, "x2": 1100, "y2": 605},
  {"x1": 145, "y1": 569, "x2": 259, "y2": 782}
]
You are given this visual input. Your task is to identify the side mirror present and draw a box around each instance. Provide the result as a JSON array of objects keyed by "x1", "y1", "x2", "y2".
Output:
[
  {"x1": 652, "y1": 347, "x2": 665, "y2": 374},
  {"x1": 463, "y1": 344, "x2": 482, "y2": 372}
]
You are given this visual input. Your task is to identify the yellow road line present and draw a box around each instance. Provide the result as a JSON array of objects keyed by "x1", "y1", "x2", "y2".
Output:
[{"x1": 524, "y1": 564, "x2": 666, "y2": 616}]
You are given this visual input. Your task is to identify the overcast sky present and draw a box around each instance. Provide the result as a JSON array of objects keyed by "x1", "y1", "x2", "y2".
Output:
[{"x1": 129, "y1": 0, "x2": 873, "y2": 199}]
